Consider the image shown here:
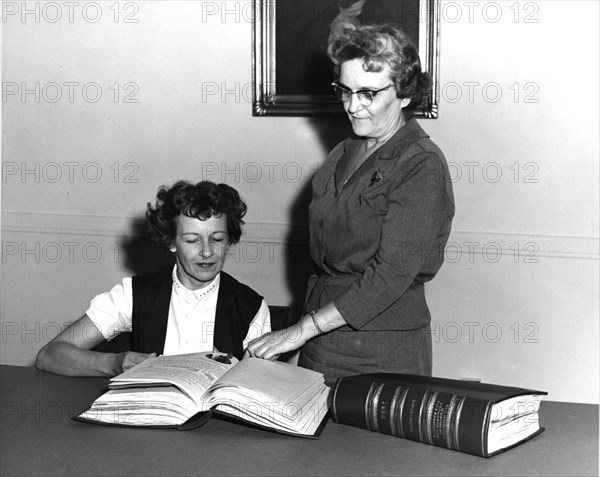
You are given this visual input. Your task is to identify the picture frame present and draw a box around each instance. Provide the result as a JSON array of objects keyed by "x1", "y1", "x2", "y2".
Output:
[{"x1": 252, "y1": 0, "x2": 440, "y2": 118}]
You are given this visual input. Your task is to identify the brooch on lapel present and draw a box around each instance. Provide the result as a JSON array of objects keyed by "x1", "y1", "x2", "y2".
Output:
[{"x1": 369, "y1": 168, "x2": 384, "y2": 186}]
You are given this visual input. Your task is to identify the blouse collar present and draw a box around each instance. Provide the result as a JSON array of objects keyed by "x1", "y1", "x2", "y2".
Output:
[{"x1": 171, "y1": 265, "x2": 220, "y2": 301}]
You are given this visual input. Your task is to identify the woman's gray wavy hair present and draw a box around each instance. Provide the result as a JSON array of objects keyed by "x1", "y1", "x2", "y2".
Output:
[{"x1": 328, "y1": 23, "x2": 431, "y2": 110}]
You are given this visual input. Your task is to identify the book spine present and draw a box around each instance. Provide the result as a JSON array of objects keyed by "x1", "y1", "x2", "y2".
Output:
[{"x1": 331, "y1": 378, "x2": 492, "y2": 457}]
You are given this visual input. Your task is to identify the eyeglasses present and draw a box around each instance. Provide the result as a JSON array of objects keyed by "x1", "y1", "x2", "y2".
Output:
[{"x1": 331, "y1": 82, "x2": 395, "y2": 106}]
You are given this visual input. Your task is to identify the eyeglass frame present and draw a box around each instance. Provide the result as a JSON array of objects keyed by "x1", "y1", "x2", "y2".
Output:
[{"x1": 330, "y1": 82, "x2": 396, "y2": 106}]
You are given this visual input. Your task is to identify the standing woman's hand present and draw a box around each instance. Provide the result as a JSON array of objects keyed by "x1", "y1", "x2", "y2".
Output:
[
  {"x1": 246, "y1": 322, "x2": 311, "y2": 361},
  {"x1": 246, "y1": 303, "x2": 347, "y2": 360}
]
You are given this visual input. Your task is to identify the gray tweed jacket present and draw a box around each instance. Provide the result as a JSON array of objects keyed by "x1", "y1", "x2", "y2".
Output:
[{"x1": 306, "y1": 118, "x2": 455, "y2": 332}]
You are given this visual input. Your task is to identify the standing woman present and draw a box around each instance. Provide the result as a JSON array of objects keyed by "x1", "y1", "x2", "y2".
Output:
[{"x1": 248, "y1": 24, "x2": 454, "y2": 385}]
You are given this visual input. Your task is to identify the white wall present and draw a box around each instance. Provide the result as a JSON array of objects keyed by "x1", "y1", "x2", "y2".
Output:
[{"x1": 1, "y1": 1, "x2": 598, "y2": 403}]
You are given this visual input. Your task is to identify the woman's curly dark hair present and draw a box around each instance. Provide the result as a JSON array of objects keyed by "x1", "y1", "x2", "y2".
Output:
[
  {"x1": 328, "y1": 23, "x2": 431, "y2": 110},
  {"x1": 146, "y1": 181, "x2": 247, "y2": 249}
]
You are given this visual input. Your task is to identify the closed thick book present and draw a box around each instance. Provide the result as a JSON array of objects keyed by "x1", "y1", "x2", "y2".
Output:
[
  {"x1": 331, "y1": 373, "x2": 547, "y2": 457},
  {"x1": 75, "y1": 352, "x2": 330, "y2": 438}
]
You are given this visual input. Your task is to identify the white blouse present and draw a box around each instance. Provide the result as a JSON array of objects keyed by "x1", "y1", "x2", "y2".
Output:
[{"x1": 86, "y1": 266, "x2": 271, "y2": 355}]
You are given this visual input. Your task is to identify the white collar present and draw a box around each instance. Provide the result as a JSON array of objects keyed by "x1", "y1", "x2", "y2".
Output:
[{"x1": 171, "y1": 265, "x2": 220, "y2": 300}]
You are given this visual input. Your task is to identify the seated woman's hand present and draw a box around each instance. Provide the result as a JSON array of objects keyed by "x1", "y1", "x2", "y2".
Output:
[
  {"x1": 117, "y1": 351, "x2": 157, "y2": 373},
  {"x1": 246, "y1": 323, "x2": 311, "y2": 361}
]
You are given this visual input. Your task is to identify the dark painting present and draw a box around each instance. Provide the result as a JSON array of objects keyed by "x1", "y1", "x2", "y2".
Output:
[
  {"x1": 253, "y1": 0, "x2": 438, "y2": 117},
  {"x1": 275, "y1": 0, "x2": 421, "y2": 97}
]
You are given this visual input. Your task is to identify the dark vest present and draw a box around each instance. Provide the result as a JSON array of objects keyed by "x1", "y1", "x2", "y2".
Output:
[{"x1": 130, "y1": 268, "x2": 262, "y2": 360}]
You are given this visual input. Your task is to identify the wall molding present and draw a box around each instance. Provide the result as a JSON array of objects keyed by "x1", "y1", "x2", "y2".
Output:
[{"x1": 2, "y1": 211, "x2": 598, "y2": 260}]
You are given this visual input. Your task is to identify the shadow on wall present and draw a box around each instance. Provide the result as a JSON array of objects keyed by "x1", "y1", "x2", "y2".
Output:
[
  {"x1": 283, "y1": 116, "x2": 351, "y2": 323},
  {"x1": 119, "y1": 216, "x2": 175, "y2": 277}
]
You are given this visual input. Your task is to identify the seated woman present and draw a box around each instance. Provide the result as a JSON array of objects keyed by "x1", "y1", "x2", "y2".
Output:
[{"x1": 36, "y1": 180, "x2": 271, "y2": 377}]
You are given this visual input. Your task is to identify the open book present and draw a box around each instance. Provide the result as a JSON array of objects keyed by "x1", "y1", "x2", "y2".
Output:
[
  {"x1": 331, "y1": 373, "x2": 547, "y2": 457},
  {"x1": 76, "y1": 352, "x2": 330, "y2": 438}
]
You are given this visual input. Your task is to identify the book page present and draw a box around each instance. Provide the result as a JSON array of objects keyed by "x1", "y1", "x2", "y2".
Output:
[
  {"x1": 111, "y1": 352, "x2": 238, "y2": 408},
  {"x1": 210, "y1": 358, "x2": 323, "y2": 404},
  {"x1": 206, "y1": 358, "x2": 330, "y2": 434},
  {"x1": 487, "y1": 394, "x2": 544, "y2": 454},
  {"x1": 212, "y1": 385, "x2": 330, "y2": 435},
  {"x1": 79, "y1": 386, "x2": 199, "y2": 426},
  {"x1": 491, "y1": 394, "x2": 544, "y2": 423}
]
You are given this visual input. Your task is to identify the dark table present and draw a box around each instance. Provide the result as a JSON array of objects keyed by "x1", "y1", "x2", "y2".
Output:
[{"x1": 1, "y1": 365, "x2": 598, "y2": 476}]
